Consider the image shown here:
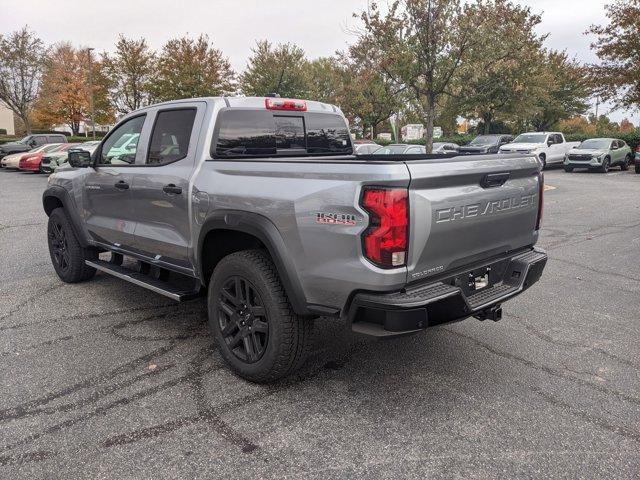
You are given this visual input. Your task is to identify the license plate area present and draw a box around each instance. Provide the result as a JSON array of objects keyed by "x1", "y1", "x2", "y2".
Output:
[{"x1": 447, "y1": 258, "x2": 510, "y2": 297}]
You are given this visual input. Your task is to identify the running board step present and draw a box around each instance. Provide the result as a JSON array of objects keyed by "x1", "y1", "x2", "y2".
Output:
[{"x1": 86, "y1": 260, "x2": 200, "y2": 301}]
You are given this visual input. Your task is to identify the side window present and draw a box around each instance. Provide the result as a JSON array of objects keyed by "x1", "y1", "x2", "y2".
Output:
[
  {"x1": 306, "y1": 113, "x2": 352, "y2": 154},
  {"x1": 99, "y1": 115, "x2": 146, "y2": 165},
  {"x1": 146, "y1": 109, "x2": 197, "y2": 165},
  {"x1": 555, "y1": 134, "x2": 563, "y2": 144},
  {"x1": 406, "y1": 147, "x2": 421, "y2": 154},
  {"x1": 35, "y1": 136, "x2": 47, "y2": 145}
]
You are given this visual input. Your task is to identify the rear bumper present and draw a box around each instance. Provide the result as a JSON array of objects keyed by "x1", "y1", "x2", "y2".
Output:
[{"x1": 348, "y1": 247, "x2": 547, "y2": 337}]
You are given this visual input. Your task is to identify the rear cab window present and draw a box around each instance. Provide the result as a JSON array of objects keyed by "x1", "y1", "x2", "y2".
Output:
[{"x1": 212, "y1": 110, "x2": 352, "y2": 159}]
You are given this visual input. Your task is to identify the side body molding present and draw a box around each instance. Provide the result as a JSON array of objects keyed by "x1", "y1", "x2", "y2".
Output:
[{"x1": 197, "y1": 211, "x2": 313, "y2": 316}]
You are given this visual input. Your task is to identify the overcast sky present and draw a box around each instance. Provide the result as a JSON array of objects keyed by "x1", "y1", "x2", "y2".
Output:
[{"x1": 1, "y1": 0, "x2": 636, "y2": 123}]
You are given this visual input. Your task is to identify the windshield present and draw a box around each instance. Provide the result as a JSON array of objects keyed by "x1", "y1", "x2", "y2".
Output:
[
  {"x1": 578, "y1": 139, "x2": 612, "y2": 150},
  {"x1": 42, "y1": 144, "x2": 62, "y2": 153},
  {"x1": 19, "y1": 136, "x2": 32, "y2": 143},
  {"x1": 513, "y1": 134, "x2": 547, "y2": 144},
  {"x1": 375, "y1": 145, "x2": 410, "y2": 155},
  {"x1": 470, "y1": 136, "x2": 500, "y2": 146}
]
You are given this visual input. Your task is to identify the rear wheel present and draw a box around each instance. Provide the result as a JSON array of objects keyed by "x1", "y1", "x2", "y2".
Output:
[
  {"x1": 621, "y1": 154, "x2": 631, "y2": 171},
  {"x1": 635, "y1": 163, "x2": 640, "y2": 174},
  {"x1": 47, "y1": 208, "x2": 97, "y2": 283},
  {"x1": 600, "y1": 156, "x2": 611, "y2": 173},
  {"x1": 208, "y1": 250, "x2": 313, "y2": 383}
]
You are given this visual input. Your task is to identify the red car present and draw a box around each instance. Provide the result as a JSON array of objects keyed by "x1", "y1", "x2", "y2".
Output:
[{"x1": 19, "y1": 144, "x2": 78, "y2": 173}]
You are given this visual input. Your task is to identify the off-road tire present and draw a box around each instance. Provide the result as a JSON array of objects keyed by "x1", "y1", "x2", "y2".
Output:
[
  {"x1": 208, "y1": 249, "x2": 314, "y2": 383},
  {"x1": 47, "y1": 208, "x2": 97, "y2": 283}
]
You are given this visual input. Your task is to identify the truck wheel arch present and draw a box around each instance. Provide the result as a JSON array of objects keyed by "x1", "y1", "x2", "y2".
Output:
[
  {"x1": 42, "y1": 186, "x2": 90, "y2": 247},
  {"x1": 197, "y1": 211, "x2": 311, "y2": 316}
]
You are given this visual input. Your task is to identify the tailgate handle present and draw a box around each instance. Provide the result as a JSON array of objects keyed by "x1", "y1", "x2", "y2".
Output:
[{"x1": 481, "y1": 172, "x2": 510, "y2": 188}]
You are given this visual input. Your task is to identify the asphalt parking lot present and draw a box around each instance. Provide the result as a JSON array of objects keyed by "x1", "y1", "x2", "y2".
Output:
[{"x1": 0, "y1": 167, "x2": 638, "y2": 479}]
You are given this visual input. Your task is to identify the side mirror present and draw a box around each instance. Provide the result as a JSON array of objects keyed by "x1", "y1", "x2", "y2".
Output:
[
  {"x1": 547, "y1": 140, "x2": 554, "y2": 147},
  {"x1": 28, "y1": 140, "x2": 37, "y2": 147},
  {"x1": 611, "y1": 144, "x2": 619, "y2": 150},
  {"x1": 68, "y1": 149, "x2": 92, "y2": 168}
]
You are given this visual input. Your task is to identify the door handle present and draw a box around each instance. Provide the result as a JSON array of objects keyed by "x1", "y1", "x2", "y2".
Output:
[
  {"x1": 481, "y1": 172, "x2": 510, "y2": 188},
  {"x1": 114, "y1": 180, "x2": 129, "y2": 190},
  {"x1": 163, "y1": 184, "x2": 182, "y2": 195}
]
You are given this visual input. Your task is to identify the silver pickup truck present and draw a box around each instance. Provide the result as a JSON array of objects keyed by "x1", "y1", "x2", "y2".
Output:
[{"x1": 43, "y1": 96, "x2": 547, "y2": 382}]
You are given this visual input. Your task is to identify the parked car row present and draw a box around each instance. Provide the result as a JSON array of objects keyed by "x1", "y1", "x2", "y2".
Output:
[
  {"x1": 354, "y1": 132, "x2": 638, "y2": 174},
  {"x1": 0, "y1": 141, "x2": 100, "y2": 174}
]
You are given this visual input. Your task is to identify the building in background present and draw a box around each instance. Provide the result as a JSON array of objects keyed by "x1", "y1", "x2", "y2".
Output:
[{"x1": 0, "y1": 102, "x2": 16, "y2": 135}]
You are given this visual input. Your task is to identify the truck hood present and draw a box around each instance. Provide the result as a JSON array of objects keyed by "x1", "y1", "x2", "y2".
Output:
[
  {"x1": 568, "y1": 148, "x2": 606, "y2": 156},
  {"x1": 499, "y1": 143, "x2": 542, "y2": 152}
]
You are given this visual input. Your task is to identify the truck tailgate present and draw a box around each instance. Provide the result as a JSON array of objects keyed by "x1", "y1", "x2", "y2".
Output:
[{"x1": 405, "y1": 154, "x2": 541, "y2": 283}]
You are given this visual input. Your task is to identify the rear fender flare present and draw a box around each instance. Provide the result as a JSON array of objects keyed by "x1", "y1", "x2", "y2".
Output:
[{"x1": 197, "y1": 211, "x2": 310, "y2": 316}]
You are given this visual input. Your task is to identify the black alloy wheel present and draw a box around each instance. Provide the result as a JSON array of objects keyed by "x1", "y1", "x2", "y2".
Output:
[
  {"x1": 217, "y1": 276, "x2": 269, "y2": 363},
  {"x1": 49, "y1": 218, "x2": 70, "y2": 273}
]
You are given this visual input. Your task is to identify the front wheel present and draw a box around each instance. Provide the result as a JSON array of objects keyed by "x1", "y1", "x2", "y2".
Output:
[
  {"x1": 47, "y1": 208, "x2": 97, "y2": 282},
  {"x1": 600, "y1": 157, "x2": 611, "y2": 173},
  {"x1": 564, "y1": 166, "x2": 573, "y2": 173},
  {"x1": 208, "y1": 250, "x2": 314, "y2": 383},
  {"x1": 538, "y1": 154, "x2": 547, "y2": 169},
  {"x1": 635, "y1": 163, "x2": 640, "y2": 174}
]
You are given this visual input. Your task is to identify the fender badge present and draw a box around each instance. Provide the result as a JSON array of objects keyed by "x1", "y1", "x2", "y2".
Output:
[{"x1": 316, "y1": 212, "x2": 357, "y2": 226}]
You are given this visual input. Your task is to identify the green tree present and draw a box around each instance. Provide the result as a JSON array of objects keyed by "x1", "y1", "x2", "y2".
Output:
[
  {"x1": 455, "y1": 0, "x2": 546, "y2": 133},
  {"x1": 335, "y1": 40, "x2": 401, "y2": 138},
  {"x1": 305, "y1": 57, "x2": 342, "y2": 104},
  {"x1": 0, "y1": 27, "x2": 47, "y2": 134},
  {"x1": 357, "y1": 0, "x2": 486, "y2": 151},
  {"x1": 529, "y1": 51, "x2": 591, "y2": 131},
  {"x1": 587, "y1": 0, "x2": 640, "y2": 110},
  {"x1": 240, "y1": 41, "x2": 310, "y2": 98},
  {"x1": 149, "y1": 35, "x2": 234, "y2": 102},
  {"x1": 100, "y1": 36, "x2": 156, "y2": 115}
]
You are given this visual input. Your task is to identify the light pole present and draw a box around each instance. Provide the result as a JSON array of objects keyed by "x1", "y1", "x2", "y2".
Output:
[{"x1": 87, "y1": 47, "x2": 95, "y2": 139}]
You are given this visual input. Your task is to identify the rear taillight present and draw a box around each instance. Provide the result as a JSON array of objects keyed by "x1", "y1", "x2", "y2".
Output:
[
  {"x1": 535, "y1": 172, "x2": 544, "y2": 231},
  {"x1": 361, "y1": 187, "x2": 409, "y2": 268},
  {"x1": 265, "y1": 98, "x2": 307, "y2": 111}
]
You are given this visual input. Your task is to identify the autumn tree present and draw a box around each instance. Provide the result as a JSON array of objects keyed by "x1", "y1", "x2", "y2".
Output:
[
  {"x1": 358, "y1": 0, "x2": 489, "y2": 152},
  {"x1": 0, "y1": 27, "x2": 47, "y2": 134},
  {"x1": 587, "y1": 0, "x2": 640, "y2": 110},
  {"x1": 100, "y1": 36, "x2": 156, "y2": 115},
  {"x1": 529, "y1": 51, "x2": 591, "y2": 131},
  {"x1": 33, "y1": 44, "x2": 112, "y2": 135},
  {"x1": 149, "y1": 35, "x2": 234, "y2": 102},
  {"x1": 240, "y1": 41, "x2": 310, "y2": 98},
  {"x1": 619, "y1": 118, "x2": 635, "y2": 133},
  {"x1": 557, "y1": 116, "x2": 596, "y2": 135}
]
